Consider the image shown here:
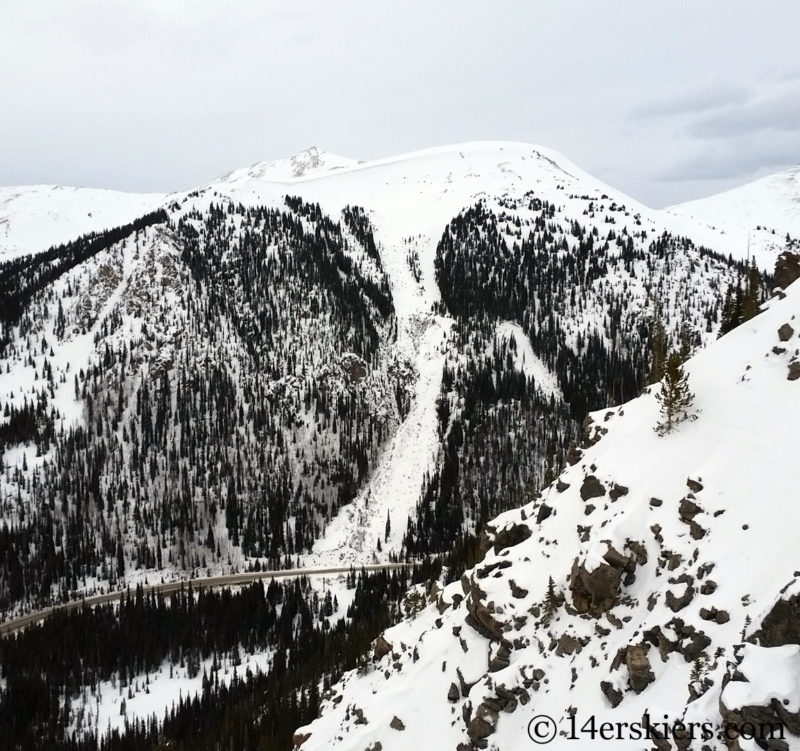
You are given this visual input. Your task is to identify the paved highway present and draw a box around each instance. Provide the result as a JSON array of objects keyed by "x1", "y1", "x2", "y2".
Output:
[{"x1": 0, "y1": 561, "x2": 416, "y2": 638}]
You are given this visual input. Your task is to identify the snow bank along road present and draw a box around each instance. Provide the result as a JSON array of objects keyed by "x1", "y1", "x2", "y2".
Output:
[{"x1": 0, "y1": 562, "x2": 417, "y2": 638}]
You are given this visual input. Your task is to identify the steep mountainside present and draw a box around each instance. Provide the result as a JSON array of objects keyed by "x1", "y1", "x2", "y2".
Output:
[
  {"x1": 294, "y1": 277, "x2": 800, "y2": 751},
  {"x1": 0, "y1": 143, "x2": 787, "y2": 614},
  {"x1": 0, "y1": 198, "x2": 407, "y2": 608}
]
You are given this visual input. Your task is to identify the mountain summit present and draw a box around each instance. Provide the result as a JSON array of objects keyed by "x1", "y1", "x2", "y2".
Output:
[{"x1": 216, "y1": 146, "x2": 360, "y2": 184}]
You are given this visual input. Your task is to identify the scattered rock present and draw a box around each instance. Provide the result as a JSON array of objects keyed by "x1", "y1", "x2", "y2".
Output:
[
  {"x1": 390, "y1": 716, "x2": 405, "y2": 731},
  {"x1": 626, "y1": 540, "x2": 648, "y2": 565},
  {"x1": 686, "y1": 477, "x2": 704, "y2": 493},
  {"x1": 373, "y1": 634, "x2": 393, "y2": 660},
  {"x1": 751, "y1": 594, "x2": 800, "y2": 646},
  {"x1": 649, "y1": 497, "x2": 663, "y2": 507},
  {"x1": 292, "y1": 731, "x2": 311, "y2": 748},
  {"x1": 688, "y1": 520, "x2": 707, "y2": 540},
  {"x1": 651, "y1": 524, "x2": 663, "y2": 543},
  {"x1": 580, "y1": 475, "x2": 606, "y2": 501},
  {"x1": 603, "y1": 545, "x2": 636, "y2": 573},
  {"x1": 489, "y1": 642, "x2": 512, "y2": 671},
  {"x1": 667, "y1": 619, "x2": 711, "y2": 662},
  {"x1": 609, "y1": 484, "x2": 629, "y2": 501},
  {"x1": 778, "y1": 323, "x2": 795, "y2": 342},
  {"x1": 679, "y1": 497, "x2": 702, "y2": 522},
  {"x1": 477, "y1": 560, "x2": 512, "y2": 579},
  {"x1": 569, "y1": 552, "x2": 626, "y2": 616},
  {"x1": 555, "y1": 633, "x2": 585, "y2": 657},
  {"x1": 666, "y1": 575, "x2": 695, "y2": 612},
  {"x1": 509, "y1": 579, "x2": 529, "y2": 599},
  {"x1": 448, "y1": 682, "x2": 460, "y2": 702},
  {"x1": 465, "y1": 599, "x2": 505, "y2": 641},
  {"x1": 467, "y1": 712, "x2": 496, "y2": 743},
  {"x1": 788, "y1": 361, "x2": 800, "y2": 381},
  {"x1": 699, "y1": 607, "x2": 730, "y2": 625},
  {"x1": 556, "y1": 479, "x2": 571, "y2": 493},
  {"x1": 625, "y1": 645, "x2": 655, "y2": 693},
  {"x1": 774, "y1": 251, "x2": 800, "y2": 291},
  {"x1": 457, "y1": 667, "x2": 476, "y2": 697},
  {"x1": 643, "y1": 626, "x2": 677, "y2": 661},
  {"x1": 536, "y1": 503, "x2": 553, "y2": 523},
  {"x1": 601, "y1": 680, "x2": 623, "y2": 707},
  {"x1": 492, "y1": 523, "x2": 532, "y2": 553}
]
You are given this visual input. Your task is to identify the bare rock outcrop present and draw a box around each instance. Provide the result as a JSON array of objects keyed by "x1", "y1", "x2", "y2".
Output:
[
  {"x1": 569, "y1": 545, "x2": 635, "y2": 616},
  {"x1": 625, "y1": 645, "x2": 655, "y2": 693}
]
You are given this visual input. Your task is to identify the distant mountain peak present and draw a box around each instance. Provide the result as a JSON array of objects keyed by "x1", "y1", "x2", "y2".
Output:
[{"x1": 215, "y1": 147, "x2": 359, "y2": 185}]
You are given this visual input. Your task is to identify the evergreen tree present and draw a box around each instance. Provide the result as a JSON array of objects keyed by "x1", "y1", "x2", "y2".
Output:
[
  {"x1": 740, "y1": 262, "x2": 761, "y2": 323},
  {"x1": 646, "y1": 308, "x2": 668, "y2": 385},
  {"x1": 655, "y1": 351, "x2": 694, "y2": 434},
  {"x1": 718, "y1": 285, "x2": 737, "y2": 337},
  {"x1": 541, "y1": 576, "x2": 560, "y2": 625}
]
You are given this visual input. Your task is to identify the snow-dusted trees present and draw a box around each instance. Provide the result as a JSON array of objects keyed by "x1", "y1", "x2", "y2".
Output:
[{"x1": 719, "y1": 262, "x2": 765, "y2": 337}]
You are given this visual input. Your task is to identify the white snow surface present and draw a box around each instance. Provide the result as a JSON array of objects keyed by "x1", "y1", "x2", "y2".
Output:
[
  {"x1": 667, "y1": 164, "x2": 800, "y2": 270},
  {"x1": 294, "y1": 277, "x2": 800, "y2": 750},
  {"x1": 0, "y1": 184, "x2": 165, "y2": 260},
  {"x1": 496, "y1": 321, "x2": 562, "y2": 399}
]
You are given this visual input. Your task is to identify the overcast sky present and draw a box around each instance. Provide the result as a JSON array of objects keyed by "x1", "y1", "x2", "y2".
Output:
[{"x1": 2, "y1": 1, "x2": 799, "y2": 207}]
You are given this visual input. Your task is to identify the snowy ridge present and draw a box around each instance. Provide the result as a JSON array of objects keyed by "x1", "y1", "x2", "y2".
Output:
[
  {"x1": 294, "y1": 278, "x2": 800, "y2": 751},
  {"x1": 0, "y1": 184, "x2": 165, "y2": 261},
  {"x1": 667, "y1": 164, "x2": 800, "y2": 271},
  {"x1": 215, "y1": 146, "x2": 359, "y2": 184}
]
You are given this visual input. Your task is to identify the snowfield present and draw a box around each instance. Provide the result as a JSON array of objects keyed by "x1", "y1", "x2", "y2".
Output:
[
  {"x1": 0, "y1": 184, "x2": 165, "y2": 261},
  {"x1": 667, "y1": 164, "x2": 800, "y2": 272}
]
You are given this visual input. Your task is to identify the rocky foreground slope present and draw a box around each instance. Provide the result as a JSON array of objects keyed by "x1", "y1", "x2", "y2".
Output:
[{"x1": 293, "y1": 274, "x2": 800, "y2": 751}]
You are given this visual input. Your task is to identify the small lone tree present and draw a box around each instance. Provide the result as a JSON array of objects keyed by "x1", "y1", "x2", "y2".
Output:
[
  {"x1": 655, "y1": 351, "x2": 694, "y2": 434},
  {"x1": 541, "y1": 576, "x2": 561, "y2": 625}
]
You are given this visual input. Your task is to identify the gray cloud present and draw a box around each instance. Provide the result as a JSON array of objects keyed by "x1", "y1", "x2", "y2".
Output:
[
  {"x1": 656, "y1": 131, "x2": 800, "y2": 183},
  {"x1": 687, "y1": 80, "x2": 800, "y2": 139},
  {"x1": 633, "y1": 81, "x2": 750, "y2": 118},
  {"x1": 2, "y1": 0, "x2": 800, "y2": 208}
]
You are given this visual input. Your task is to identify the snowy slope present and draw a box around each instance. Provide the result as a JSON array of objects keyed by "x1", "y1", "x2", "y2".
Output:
[
  {"x1": 1, "y1": 141, "x2": 793, "y2": 611},
  {"x1": 188, "y1": 141, "x2": 762, "y2": 565},
  {"x1": 293, "y1": 278, "x2": 800, "y2": 751},
  {"x1": 0, "y1": 184, "x2": 165, "y2": 261},
  {"x1": 667, "y1": 165, "x2": 800, "y2": 271}
]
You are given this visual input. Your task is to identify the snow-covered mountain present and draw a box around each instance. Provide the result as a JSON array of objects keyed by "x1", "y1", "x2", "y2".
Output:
[
  {"x1": 0, "y1": 143, "x2": 793, "y2": 617},
  {"x1": 293, "y1": 276, "x2": 800, "y2": 751},
  {"x1": 667, "y1": 164, "x2": 800, "y2": 271},
  {"x1": 0, "y1": 184, "x2": 165, "y2": 261}
]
